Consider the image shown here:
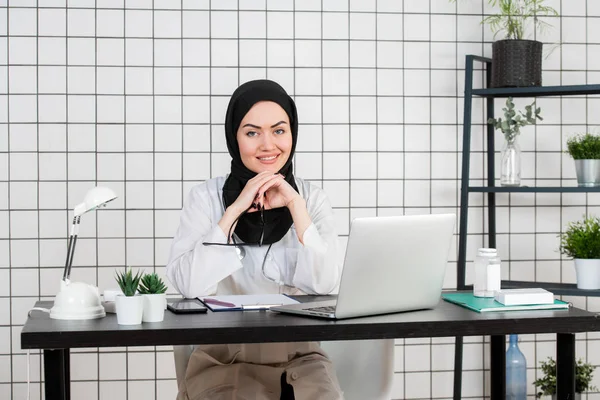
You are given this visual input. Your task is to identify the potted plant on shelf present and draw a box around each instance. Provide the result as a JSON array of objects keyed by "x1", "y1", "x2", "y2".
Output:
[
  {"x1": 559, "y1": 216, "x2": 600, "y2": 290},
  {"x1": 487, "y1": 97, "x2": 542, "y2": 186},
  {"x1": 452, "y1": 0, "x2": 558, "y2": 87},
  {"x1": 138, "y1": 272, "x2": 168, "y2": 323},
  {"x1": 533, "y1": 357, "x2": 597, "y2": 399},
  {"x1": 566, "y1": 133, "x2": 600, "y2": 187},
  {"x1": 114, "y1": 266, "x2": 144, "y2": 325}
]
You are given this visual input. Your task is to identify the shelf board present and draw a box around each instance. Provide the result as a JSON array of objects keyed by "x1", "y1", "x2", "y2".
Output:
[
  {"x1": 501, "y1": 280, "x2": 600, "y2": 297},
  {"x1": 461, "y1": 281, "x2": 600, "y2": 297},
  {"x1": 472, "y1": 84, "x2": 600, "y2": 98},
  {"x1": 468, "y1": 186, "x2": 600, "y2": 193}
]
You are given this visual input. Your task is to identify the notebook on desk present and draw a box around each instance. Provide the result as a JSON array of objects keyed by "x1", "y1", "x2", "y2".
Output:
[
  {"x1": 442, "y1": 292, "x2": 570, "y2": 313},
  {"x1": 271, "y1": 214, "x2": 456, "y2": 320},
  {"x1": 198, "y1": 294, "x2": 299, "y2": 311}
]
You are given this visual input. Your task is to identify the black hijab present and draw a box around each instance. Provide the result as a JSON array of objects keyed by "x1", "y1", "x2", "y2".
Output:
[{"x1": 222, "y1": 79, "x2": 299, "y2": 245}]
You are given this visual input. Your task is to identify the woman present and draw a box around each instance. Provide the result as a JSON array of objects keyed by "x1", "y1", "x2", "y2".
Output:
[{"x1": 167, "y1": 79, "x2": 344, "y2": 400}]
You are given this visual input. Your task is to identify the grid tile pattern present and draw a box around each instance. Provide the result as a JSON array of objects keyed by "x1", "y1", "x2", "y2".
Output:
[{"x1": 2, "y1": 0, "x2": 600, "y2": 399}]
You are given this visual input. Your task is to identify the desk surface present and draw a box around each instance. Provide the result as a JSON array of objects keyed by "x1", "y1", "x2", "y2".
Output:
[{"x1": 21, "y1": 295, "x2": 600, "y2": 350}]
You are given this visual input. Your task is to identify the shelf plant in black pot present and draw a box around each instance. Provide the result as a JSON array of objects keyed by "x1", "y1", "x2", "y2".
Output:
[
  {"x1": 533, "y1": 357, "x2": 597, "y2": 399},
  {"x1": 566, "y1": 133, "x2": 600, "y2": 187},
  {"x1": 453, "y1": 0, "x2": 558, "y2": 87}
]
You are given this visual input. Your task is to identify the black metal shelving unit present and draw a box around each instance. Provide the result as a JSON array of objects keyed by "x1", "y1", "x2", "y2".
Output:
[{"x1": 454, "y1": 55, "x2": 600, "y2": 400}]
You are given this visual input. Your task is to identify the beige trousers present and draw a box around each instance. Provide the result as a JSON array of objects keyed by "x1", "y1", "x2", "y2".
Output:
[{"x1": 177, "y1": 342, "x2": 344, "y2": 400}]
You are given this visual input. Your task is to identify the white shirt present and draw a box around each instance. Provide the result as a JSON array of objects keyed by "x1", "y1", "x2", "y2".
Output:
[{"x1": 166, "y1": 175, "x2": 342, "y2": 298}]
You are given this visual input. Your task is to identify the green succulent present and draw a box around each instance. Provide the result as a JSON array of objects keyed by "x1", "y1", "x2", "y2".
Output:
[
  {"x1": 566, "y1": 133, "x2": 600, "y2": 160},
  {"x1": 115, "y1": 266, "x2": 143, "y2": 297},
  {"x1": 138, "y1": 273, "x2": 168, "y2": 295}
]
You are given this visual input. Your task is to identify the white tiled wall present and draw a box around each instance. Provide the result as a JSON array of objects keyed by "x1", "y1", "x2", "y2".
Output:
[{"x1": 2, "y1": 0, "x2": 600, "y2": 399}]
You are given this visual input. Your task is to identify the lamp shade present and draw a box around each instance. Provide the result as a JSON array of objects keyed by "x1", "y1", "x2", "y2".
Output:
[
  {"x1": 50, "y1": 281, "x2": 106, "y2": 320},
  {"x1": 74, "y1": 186, "x2": 117, "y2": 217}
]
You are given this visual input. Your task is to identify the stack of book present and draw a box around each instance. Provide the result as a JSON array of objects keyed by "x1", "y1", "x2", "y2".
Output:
[{"x1": 442, "y1": 288, "x2": 569, "y2": 313}]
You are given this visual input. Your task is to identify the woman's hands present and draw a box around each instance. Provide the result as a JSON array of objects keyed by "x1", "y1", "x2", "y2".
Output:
[
  {"x1": 256, "y1": 173, "x2": 311, "y2": 244},
  {"x1": 228, "y1": 171, "x2": 301, "y2": 214},
  {"x1": 258, "y1": 173, "x2": 302, "y2": 211},
  {"x1": 228, "y1": 171, "x2": 282, "y2": 214},
  {"x1": 219, "y1": 172, "x2": 278, "y2": 238},
  {"x1": 219, "y1": 171, "x2": 312, "y2": 243}
]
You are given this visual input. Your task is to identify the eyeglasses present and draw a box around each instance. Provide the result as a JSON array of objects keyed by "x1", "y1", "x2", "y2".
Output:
[
  {"x1": 228, "y1": 203, "x2": 265, "y2": 247},
  {"x1": 204, "y1": 203, "x2": 289, "y2": 286},
  {"x1": 203, "y1": 203, "x2": 265, "y2": 248}
]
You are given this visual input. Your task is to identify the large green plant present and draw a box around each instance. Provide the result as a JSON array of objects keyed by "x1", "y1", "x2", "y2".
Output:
[
  {"x1": 559, "y1": 216, "x2": 600, "y2": 259},
  {"x1": 115, "y1": 266, "x2": 143, "y2": 297},
  {"x1": 484, "y1": 0, "x2": 558, "y2": 39},
  {"x1": 451, "y1": 0, "x2": 558, "y2": 40},
  {"x1": 533, "y1": 357, "x2": 597, "y2": 397},
  {"x1": 138, "y1": 273, "x2": 168, "y2": 295},
  {"x1": 487, "y1": 97, "x2": 542, "y2": 142},
  {"x1": 566, "y1": 133, "x2": 600, "y2": 160}
]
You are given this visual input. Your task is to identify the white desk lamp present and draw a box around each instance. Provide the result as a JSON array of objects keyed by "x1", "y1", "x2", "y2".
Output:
[{"x1": 50, "y1": 186, "x2": 118, "y2": 320}]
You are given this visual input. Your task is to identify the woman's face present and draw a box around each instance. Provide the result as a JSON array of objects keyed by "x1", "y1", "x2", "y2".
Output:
[{"x1": 236, "y1": 101, "x2": 293, "y2": 174}]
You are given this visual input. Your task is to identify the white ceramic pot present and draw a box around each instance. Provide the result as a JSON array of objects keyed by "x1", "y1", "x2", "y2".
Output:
[
  {"x1": 142, "y1": 293, "x2": 166, "y2": 323},
  {"x1": 115, "y1": 295, "x2": 144, "y2": 325},
  {"x1": 574, "y1": 259, "x2": 600, "y2": 290}
]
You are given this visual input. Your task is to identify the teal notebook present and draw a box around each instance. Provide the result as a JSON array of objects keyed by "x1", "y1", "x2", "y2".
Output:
[{"x1": 442, "y1": 292, "x2": 569, "y2": 313}]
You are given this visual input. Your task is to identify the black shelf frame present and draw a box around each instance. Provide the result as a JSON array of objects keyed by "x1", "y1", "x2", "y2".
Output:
[
  {"x1": 469, "y1": 186, "x2": 600, "y2": 193},
  {"x1": 462, "y1": 282, "x2": 600, "y2": 297},
  {"x1": 501, "y1": 281, "x2": 600, "y2": 297},
  {"x1": 454, "y1": 54, "x2": 600, "y2": 400},
  {"x1": 472, "y1": 84, "x2": 600, "y2": 98}
]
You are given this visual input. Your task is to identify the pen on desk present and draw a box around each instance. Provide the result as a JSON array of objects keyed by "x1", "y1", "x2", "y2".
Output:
[
  {"x1": 241, "y1": 303, "x2": 283, "y2": 310},
  {"x1": 203, "y1": 298, "x2": 236, "y2": 308}
]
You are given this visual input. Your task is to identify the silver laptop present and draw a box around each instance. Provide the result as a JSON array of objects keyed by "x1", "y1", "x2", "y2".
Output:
[{"x1": 271, "y1": 214, "x2": 456, "y2": 319}]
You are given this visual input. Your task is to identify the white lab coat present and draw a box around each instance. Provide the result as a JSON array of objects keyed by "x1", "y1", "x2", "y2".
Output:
[{"x1": 167, "y1": 176, "x2": 344, "y2": 400}]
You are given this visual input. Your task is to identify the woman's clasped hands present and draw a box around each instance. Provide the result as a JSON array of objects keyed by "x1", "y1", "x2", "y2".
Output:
[{"x1": 232, "y1": 171, "x2": 302, "y2": 215}]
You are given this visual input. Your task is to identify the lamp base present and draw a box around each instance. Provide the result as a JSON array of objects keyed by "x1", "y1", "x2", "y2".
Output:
[{"x1": 50, "y1": 280, "x2": 106, "y2": 320}]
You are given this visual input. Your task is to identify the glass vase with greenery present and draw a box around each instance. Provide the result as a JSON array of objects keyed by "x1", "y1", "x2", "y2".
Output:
[
  {"x1": 533, "y1": 357, "x2": 597, "y2": 397},
  {"x1": 487, "y1": 97, "x2": 542, "y2": 186}
]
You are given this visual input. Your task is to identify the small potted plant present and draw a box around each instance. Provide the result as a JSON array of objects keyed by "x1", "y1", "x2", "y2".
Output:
[
  {"x1": 559, "y1": 216, "x2": 600, "y2": 290},
  {"x1": 138, "y1": 272, "x2": 168, "y2": 323},
  {"x1": 451, "y1": 0, "x2": 558, "y2": 87},
  {"x1": 533, "y1": 357, "x2": 597, "y2": 399},
  {"x1": 487, "y1": 97, "x2": 542, "y2": 186},
  {"x1": 114, "y1": 266, "x2": 144, "y2": 325},
  {"x1": 566, "y1": 133, "x2": 600, "y2": 187}
]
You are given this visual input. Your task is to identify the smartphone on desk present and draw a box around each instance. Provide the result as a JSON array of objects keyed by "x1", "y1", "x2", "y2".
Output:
[{"x1": 167, "y1": 299, "x2": 208, "y2": 314}]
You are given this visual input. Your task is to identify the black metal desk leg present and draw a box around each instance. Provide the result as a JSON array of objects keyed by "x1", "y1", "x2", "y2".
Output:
[
  {"x1": 490, "y1": 335, "x2": 506, "y2": 400},
  {"x1": 453, "y1": 336, "x2": 463, "y2": 400},
  {"x1": 43, "y1": 349, "x2": 70, "y2": 400},
  {"x1": 557, "y1": 333, "x2": 576, "y2": 399}
]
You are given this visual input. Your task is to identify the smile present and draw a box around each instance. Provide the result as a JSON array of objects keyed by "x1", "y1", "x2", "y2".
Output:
[{"x1": 257, "y1": 155, "x2": 279, "y2": 162}]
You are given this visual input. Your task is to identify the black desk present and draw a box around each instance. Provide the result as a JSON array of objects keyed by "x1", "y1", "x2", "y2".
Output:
[{"x1": 21, "y1": 296, "x2": 600, "y2": 400}]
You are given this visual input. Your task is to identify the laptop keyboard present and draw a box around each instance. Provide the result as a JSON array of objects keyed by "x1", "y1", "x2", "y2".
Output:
[{"x1": 306, "y1": 306, "x2": 336, "y2": 313}]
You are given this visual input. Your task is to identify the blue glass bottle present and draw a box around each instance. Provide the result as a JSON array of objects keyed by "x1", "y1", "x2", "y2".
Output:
[{"x1": 506, "y1": 334, "x2": 527, "y2": 400}]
